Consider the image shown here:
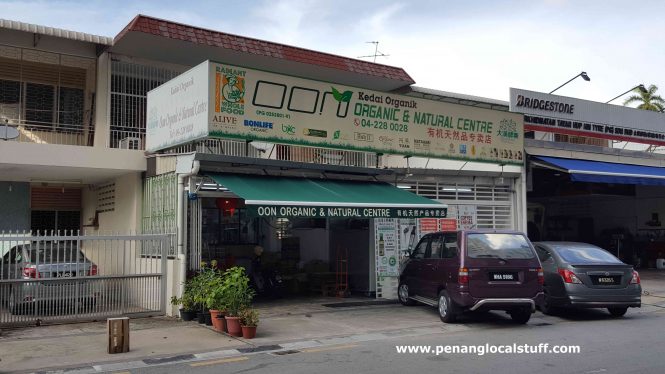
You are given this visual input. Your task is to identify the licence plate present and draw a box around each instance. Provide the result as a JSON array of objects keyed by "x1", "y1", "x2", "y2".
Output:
[
  {"x1": 55, "y1": 272, "x2": 75, "y2": 278},
  {"x1": 490, "y1": 272, "x2": 516, "y2": 281},
  {"x1": 593, "y1": 276, "x2": 620, "y2": 285}
]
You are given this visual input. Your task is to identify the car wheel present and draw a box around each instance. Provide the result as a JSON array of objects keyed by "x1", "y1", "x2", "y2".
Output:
[
  {"x1": 438, "y1": 290, "x2": 457, "y2": 323},
  {"x1": 398, "y1": 283, "x2": 415, "y2": 306},
  {"x1": 540, "y1": 287, "x2": 557, "y2": 316},
  {"x1": 608, "y1": 307, "x2": 628, "y2": 317},
  {"x1": 509, "y1": 307, "x2": 532, "y2": 324}
]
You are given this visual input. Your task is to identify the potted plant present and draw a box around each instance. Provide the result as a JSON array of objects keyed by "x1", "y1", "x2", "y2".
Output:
[
  {"x1": 191, "y1": 266, "x2": 219, "y2": 325},
  {"x1": 171, "y1": 293, "x2": 196, "y2": 321},
  {"x1": 206, "y1": 274, "x2": 228, "y2": 333},
  {"x1": 222, "y1": 267, "x2": 255, "y2": 337},
  {"x1": 239, "y1": 307, "x2": 259, "y2": 339}
]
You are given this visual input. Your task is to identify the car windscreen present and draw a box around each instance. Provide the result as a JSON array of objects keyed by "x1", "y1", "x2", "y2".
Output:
[
  {"x1": 26, "y1": 246, "x2": 86, "y2": 263},
  {"x1": 554, "y1": 246, "x2": 622, "y2": 264},
  {"x1": 466, "y1": 233, "x2": 535, "y2": 259}
]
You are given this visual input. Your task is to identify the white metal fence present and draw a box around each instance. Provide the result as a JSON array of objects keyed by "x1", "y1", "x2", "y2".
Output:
[{"x1": 0, "y1": 233, "x2": 169, "y2": 327}]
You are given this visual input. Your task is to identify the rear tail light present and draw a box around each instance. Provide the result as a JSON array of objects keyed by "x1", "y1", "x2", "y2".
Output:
[
  {"x1": 458, "y1": 268, "x2": 469, "y2": 284},
  {"x1": 537, "y1": 268, "x2": 544, "y2": 285},
  {"x1": 558, "y1": 268, "x2": 581, "y2": 284},
  {"x1": 22, "y1": 266, "x2": 39, "y2": 279},
  {"x1": 630, "y1": 270, "x2": 640, "y2": 285},
  {"x1": 88, "y1": 264, "x2": 98, "y2": 276}
]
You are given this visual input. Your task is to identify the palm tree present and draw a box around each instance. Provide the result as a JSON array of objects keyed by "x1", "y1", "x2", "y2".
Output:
[{"x1": 623, "y1": 84, "x2": 665, "y2": 111}]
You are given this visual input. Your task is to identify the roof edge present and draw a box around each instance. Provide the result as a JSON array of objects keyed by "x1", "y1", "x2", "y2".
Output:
[{"x1": 0, "y1": 18, "x2": 113, "y2": 45}]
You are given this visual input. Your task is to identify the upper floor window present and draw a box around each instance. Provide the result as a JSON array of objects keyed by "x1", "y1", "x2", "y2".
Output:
[{"x1": 0, "y1": 49, "x2": 91, "y2": 135}]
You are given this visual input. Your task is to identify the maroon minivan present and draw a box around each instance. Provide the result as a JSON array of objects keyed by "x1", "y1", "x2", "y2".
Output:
[{"x1": 398, "y1": 230, "x2": 544, "y2": 324}]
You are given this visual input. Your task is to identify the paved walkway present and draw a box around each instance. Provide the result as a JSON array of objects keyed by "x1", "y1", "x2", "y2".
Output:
[{"x1": 1, "y1": 271, "x2": 664, "y2": 373}]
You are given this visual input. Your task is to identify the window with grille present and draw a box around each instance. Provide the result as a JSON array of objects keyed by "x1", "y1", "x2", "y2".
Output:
[
  {"x1": 0, "y1": 54, "x2": 88, "y2": 132},
  {"x1": 404, "y1": 181, "x2": 514, "y2": 229},
  {"x1": 110, "y1": 59, "x2": 183, "y2": 148}
]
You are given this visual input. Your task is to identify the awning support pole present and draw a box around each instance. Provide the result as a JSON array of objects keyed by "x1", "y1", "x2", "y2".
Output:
[{"x1": 177, "y1": 160, "x2": 200, "y2": 305}]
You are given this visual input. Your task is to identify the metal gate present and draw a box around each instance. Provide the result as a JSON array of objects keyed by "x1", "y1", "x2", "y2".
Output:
[{"x1": 0, "y1": 234, "x2": 169, "y2": 327}]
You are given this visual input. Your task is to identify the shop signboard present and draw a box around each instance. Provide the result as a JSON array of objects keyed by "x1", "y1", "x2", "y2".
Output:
[
  {"x1": 418, "y1": 218, "x2": 439, "y2": 234},
  {"x1": 457, "y1": 205, "x2": 477, "y2": 230},
  {"x1": 146, "y1": 62, "x2": 210, "y2": 152},
  {"x1": 510, "y1": 88, "x2": 665, "y2": 146},
  {"x1": 148, "y1": 60, "x2": 524, "y2": 165},
  {"x1": 246, "y1": 205, "x2": 447, "y2": 219},
  {"x1": 375, "y1": 219, "x2": 399, "y2": 277},
  {"x1": 439, "y1": 218, "x2": 458, "y2": 231}
]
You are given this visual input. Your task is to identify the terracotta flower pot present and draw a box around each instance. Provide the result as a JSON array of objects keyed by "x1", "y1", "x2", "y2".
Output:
[
  {"x1": 241, "y1": 325, "x2": 257, "y2": 339},
  {"x1": 225, "y1": 316, "x2": 242, "y2": 337},
  {"x1": 210, "y1": 310, "x2": 226, "y2": 332}
]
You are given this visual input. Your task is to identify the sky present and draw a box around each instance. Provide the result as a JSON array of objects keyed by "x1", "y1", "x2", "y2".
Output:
[{"x1": 2, "y1": 0, "x2": 664, "y2": 104}]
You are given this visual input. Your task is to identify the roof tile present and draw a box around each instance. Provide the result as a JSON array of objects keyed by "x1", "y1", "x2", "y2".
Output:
[{"x1": 115, "y1": 15, "x2": 414, "y2": 84}]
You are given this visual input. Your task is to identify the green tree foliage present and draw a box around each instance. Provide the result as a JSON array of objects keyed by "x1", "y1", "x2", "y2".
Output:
[{"x1": 623, "y1": 84, "x2": 665, "y2": 111}]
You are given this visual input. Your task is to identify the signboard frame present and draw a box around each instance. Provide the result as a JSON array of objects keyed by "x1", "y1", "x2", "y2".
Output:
[{"x1": 147, "y1": 60, "x2": 524, "y2": 165}]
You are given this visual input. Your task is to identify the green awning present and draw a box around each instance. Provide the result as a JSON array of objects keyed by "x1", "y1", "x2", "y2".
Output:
[{"x1": 207, "y1": 173, "x2": 446, "y2": 219}]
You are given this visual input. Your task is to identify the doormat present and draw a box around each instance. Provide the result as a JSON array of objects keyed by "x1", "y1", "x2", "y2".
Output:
[{"x1": 322, "y1": 300, "x2": 398, "y2": 308}]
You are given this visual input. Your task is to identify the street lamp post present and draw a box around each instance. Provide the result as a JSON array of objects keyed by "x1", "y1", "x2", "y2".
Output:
[
  {"x1": 606, "y1": 84, "x2": 648, "y2": 104},
  {"x1": 549, "y1": 71, "x2": 590, "y2": 94}
]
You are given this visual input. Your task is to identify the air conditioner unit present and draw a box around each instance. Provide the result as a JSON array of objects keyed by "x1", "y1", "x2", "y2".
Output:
[{"x1": 119, "y1": 137, "x2": 141, "y2": 150}]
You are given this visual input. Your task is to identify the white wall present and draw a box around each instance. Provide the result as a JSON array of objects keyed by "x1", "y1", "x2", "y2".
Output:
[{"x1": 82, "y1": 172, "x2": 144, "y2": 234}]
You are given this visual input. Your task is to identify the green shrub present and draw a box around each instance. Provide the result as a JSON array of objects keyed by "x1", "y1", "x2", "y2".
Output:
[{"x1": 239, "y1": 308, "x2": 259, "y2": 327}]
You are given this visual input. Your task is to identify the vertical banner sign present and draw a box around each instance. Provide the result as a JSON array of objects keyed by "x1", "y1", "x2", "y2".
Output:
[
  {"x1": 375, "y1": 218, "x2": 398, "y2": 277},
  {"x1": 147, "y1": 60, "x2": 524, "y2": 164},
  {"x1": 398, "y1": 218, "x2": 417, "y2": 271},
  {"x1": 457, "y1": 205, "x2": 477, "y2": 230}
]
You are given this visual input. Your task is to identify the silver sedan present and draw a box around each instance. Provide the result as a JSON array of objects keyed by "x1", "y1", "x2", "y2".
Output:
[{"x1": 534, "y1": 242, "x2": 641, "y2": 317}]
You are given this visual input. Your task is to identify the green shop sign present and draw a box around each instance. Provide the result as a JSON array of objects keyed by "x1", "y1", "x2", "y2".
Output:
[{"x1": 246, "y1": 205, "x2": 448, "y2": 219}]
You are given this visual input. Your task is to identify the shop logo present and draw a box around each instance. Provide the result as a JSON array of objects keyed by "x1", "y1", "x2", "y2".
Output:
[
  {"x1": 244, "y1": 120, "x2": 273, "y2": 129},
  {"x1": 244, "y1": 120, "x2": 272, "y2": 132},
  {"x1": 331, "y1": 86, "x2": 353, "y2": 103},
  {"x1": 222, "y1": 73, "x2": 245, "y2": 103},
  {"x1": 282, "y1": 124, "x2": 296, "y2": 135},
  {"x1": 303, "y1": 128, "x2": 327, "y2": 138},
  {"x1": 459, "y1": 144, "x2": 467, "y2": 154},
  {"x1": 414, "y1": 139, "x2": 431, "y2": 150},
  {"x1": 389, "y1": 257, "x2": 397, "y2": 266},
  {"x1": 354, "y1": 132, "x2": 373, "y2": 142},
  {"x1": 498, "y1": 119, "x2": 519, "y2": 141}
]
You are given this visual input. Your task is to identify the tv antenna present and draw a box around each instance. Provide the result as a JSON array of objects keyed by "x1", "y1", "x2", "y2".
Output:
[{"x1": 358, "y1": 41, "x2": 389, "y2": 62}]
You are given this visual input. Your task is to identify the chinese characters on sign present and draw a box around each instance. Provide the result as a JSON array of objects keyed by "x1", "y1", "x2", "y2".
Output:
[{"x1": 148, "y1": 61, "x2": 524, "y2": 165}]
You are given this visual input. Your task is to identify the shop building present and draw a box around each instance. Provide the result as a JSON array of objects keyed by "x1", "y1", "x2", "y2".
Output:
[
  {"x1": 0, "y1": 14, "x2": 527, "y2": 323},
  {"x1": 138, "y1": 18, "x2": 526, "y2": 307},
  {"x1": 510, "y1": 88, "x2": 665, "y2": 268}
]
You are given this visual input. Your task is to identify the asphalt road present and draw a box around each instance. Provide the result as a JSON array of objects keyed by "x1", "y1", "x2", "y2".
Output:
[{"x1": 130, "y1": 306, "x2": 665, "y2": 374}]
